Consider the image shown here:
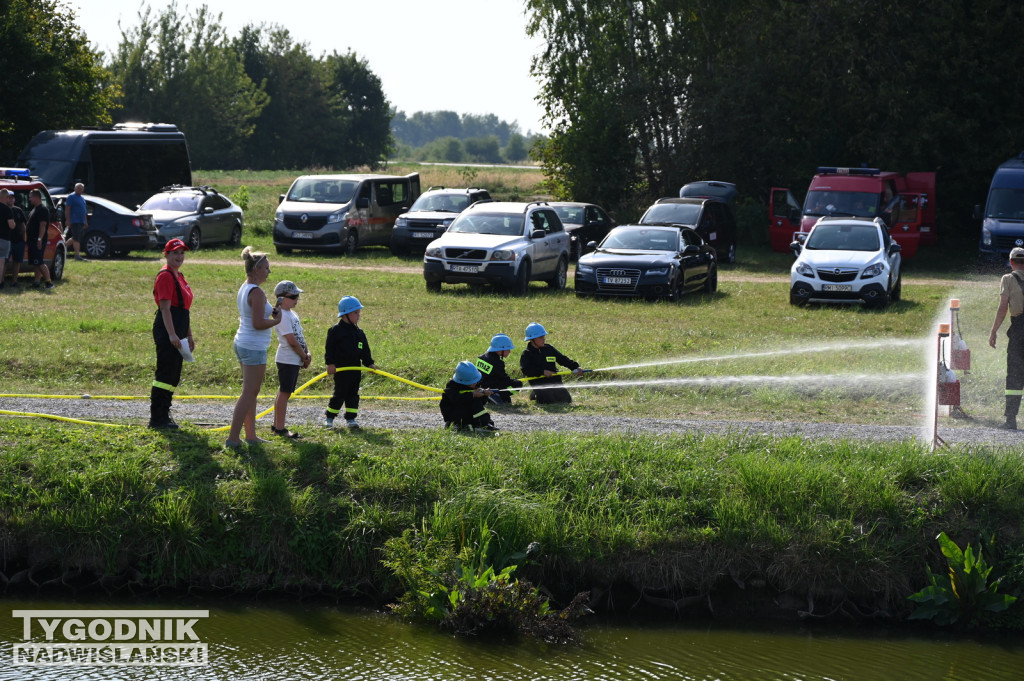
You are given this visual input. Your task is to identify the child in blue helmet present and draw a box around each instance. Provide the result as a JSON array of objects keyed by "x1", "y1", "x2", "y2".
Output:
[
  {"x1": 519, "y1": 322, "x2": 584, "y2": 404},
  {"x1": 476, "y1": 333, "x2": 524, "y2": 405},
  {"x1": 440, "y1": 361, "x2": 497, "y2": 431},
  {"x1": 324, "y1": 295, "x2": 376, "y2": 429}
]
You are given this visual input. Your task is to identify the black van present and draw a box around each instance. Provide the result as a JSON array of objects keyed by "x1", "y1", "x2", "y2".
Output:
[{"x1": 17, "y1": 123, "x2": 192, "y2": 209}]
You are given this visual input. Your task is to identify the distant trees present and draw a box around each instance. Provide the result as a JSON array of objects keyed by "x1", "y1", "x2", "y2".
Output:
[
  {"x1": 0, "y1": 0, "x2": 120, "y2": 162},
  {"x1": 391, "y1": 111, "x2": 542, "y2": 164},
  {"x1": 527, "y1": 0, "x2": 1024, "y2": 233}
]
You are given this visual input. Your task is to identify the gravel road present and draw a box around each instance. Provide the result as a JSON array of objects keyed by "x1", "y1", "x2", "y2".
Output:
[{"x1": 2, "y1": 397, "x2": 1019, "y2": 450}]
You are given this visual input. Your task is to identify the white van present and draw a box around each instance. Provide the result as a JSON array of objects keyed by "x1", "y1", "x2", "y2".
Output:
[{"x1": 273, "y1": 173, "x2": 420, "y2": 254}]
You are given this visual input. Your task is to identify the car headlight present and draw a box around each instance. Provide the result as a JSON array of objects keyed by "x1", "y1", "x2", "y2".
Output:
[
  {"x1": 491, "y1": 250, "x2": 515, "y2": 261},
  {"x1": 327, "y1": 210, "x2": 344, "y2": 224},
  {"x1": 576, "y1": 264, "x2": 593, "y2": 274},
  {"x1": 795, "y1": 262, "x2": 815, "y2": 278},
  {"x1": 274, "y1": 211, "x2": 283, "y2": 222},
  {"x1": 861, "y1": 263, "x2": 885, "y2": 278},
  {"x1": 982, "y1": 225, "x2": 992, "y2": 247},
  {"x1": 645, "y1": 267, "x2": 669, "y2": 276},
  {"x1": 395, "y1": 217, "x2": 408, "y2": 228},
  {"x1": 425, "y1": 246, "x2": 442, "y2": 257}
]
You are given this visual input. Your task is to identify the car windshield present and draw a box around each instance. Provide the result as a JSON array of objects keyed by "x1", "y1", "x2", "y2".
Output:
[
  {"x1": 552, "y1": 205, "x2": 584, "y2": 225},
  {"x1": 287, "y1": 178, "x2": 357, "y2": 203},
  {"x1": 802, "y1": 190, "x2": 880, "y2": 218},
  {"x1": 140, "y1": 193, "x2": 200, "y2": 212},
  {"x1": 601, "y1": 229, "x2": 677, "y2": 251},
  {"x1": 641, "y1": 203, "x2": 701, "y2": 225},
  {"x1": 448, "y1": 213, "x2": 524, "y2": 236},
  {"x1": 985, "y1": 188, "x2": 1024, "y2": 219},
  {"x1": 805, "y1": 223, "x2": 880, "y2": 251},
  {"x1": 410, "y1": 193, "x2": 470, "y2": 212}
]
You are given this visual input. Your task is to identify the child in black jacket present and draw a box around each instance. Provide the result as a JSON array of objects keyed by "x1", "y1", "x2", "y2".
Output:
[
  {"x1": 440, "y1": 361, "x2": 496, "y2": 431},
  {"x1": 324, "y1": 296, "x2": 376, "y2": 429},
  {"x1": 519, "y1": 322, "x2": 584, "y2": 404},
  {"x1": 476, "y1": 333, "x2": 523, "y2": 405}
]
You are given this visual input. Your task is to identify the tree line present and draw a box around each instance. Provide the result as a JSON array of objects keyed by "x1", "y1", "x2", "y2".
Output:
[
  {"x1": 526, "y1": 0, "x2": 1024, "y2": 236},
  {"x1": 0, "y1": 1, "x2": 531, "y2": 171}
]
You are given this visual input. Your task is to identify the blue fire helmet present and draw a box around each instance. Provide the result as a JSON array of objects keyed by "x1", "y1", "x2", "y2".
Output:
[
  {"x1": 488, "y1": 333, "x2": 515, "y2": 353},
  {"x1": 453, "y1": 360, "x2": 482, "y2": 386},
  {"x1": 524, "y1": 322, "x2": 547, "y2": 341},
  {"x1": 337, "y1": 296, "x2": 364, "y2": 317}
]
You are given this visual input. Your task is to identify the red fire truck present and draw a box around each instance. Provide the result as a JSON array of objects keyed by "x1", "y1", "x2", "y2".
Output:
[{"x1": 769, "y1": 167, "x2": 936, "y2": 258}]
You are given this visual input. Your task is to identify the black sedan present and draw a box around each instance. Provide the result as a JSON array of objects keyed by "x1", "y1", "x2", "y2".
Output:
[
  {"x1": 54, "y1": 194, "x2": 158, "y2": 258},
  {"x1": 574, "y1": 225, "x2": 718, "y2": 300},
  {"x1": 549, "y1": 201, "x2": 616, "y2": 260}
]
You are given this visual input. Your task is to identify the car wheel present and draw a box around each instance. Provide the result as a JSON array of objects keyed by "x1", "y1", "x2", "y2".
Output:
[
  {"x1": 84, "y1": 231, "x2": 111, "y2": 259},
  {"x1": 891, "y1": 272, "x2": 902, "y2": 302},
  {"x1": 511, "y1": 261, "x2": 531, "y2": 295},
  {"x1": 343, "y1": 230, "x2": 358, "y2": 255},
  {"x1": 703, "y1": 264, "x2": 718, "y2": 294},
  {"x1": 50, "y1": 243, "x2": 66, "y2": 281},
  {"x1": 546, "y1": 257, "x2": 568, "y2": 289},
  {"x1": 668, "y1": 274, "x2": 684, "y2": 301},
  {"x1": 276, "y1": 246, "x2": 292, "y2": 255},
  {"x1": 425, "y1": 279, "x2": 441, "y2": 293},
  {"x1": 229, "y1": 223, "x2": 242, "y2": 247},
  {"x1": 186, "y1": 227, "x2": 201, "y2": 251},
  {"x1": 790, "y1": 283, "x2": 812, "y2": 306}
]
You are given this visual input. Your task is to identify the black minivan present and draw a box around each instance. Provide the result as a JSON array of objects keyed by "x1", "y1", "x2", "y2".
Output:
[{"x1": 17, "y1": 123, "x2": 192, "y2": 209}]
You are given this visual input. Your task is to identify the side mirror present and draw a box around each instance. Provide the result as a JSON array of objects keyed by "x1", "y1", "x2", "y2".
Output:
[
  {"x1": 204, "y1": 206, "x2": 214, "y2": 214},
  {"x1": 586, "y1": 240, "x2": 598, "y2": 250},
  {"x1": 972, "y1": 204, "x2": 983, "y2": 220},
  {"x1": 356, "y1": 197, "x2": 370, "y2": 209},
  {"x1": 530, "y1": 229, "x2": 546, "y2": 239},
  {"x1": 890, "y1": 243, "x2": 902, "y2": 254},
  {"x1": 790, "y1": 241, "x2": 802, "y2": 256},
  {"x1": 278, "y1": 194, "x2": 285, "y2": 204},
  {"x1": 682, "y1": 244, "x2": 700, "y2": 255}
]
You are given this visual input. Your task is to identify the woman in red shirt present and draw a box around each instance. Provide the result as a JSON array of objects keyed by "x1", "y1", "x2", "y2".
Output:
[{"x1": 150, "y1": 238, "x2": 195, "y2": 429}]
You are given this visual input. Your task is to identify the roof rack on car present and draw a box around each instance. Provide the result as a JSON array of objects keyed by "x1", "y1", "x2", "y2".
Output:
[{"x1": 523, "y1": 200, "x2": 550, "y2": 211}]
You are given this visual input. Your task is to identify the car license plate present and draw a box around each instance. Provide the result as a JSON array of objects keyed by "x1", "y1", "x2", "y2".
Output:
[
  {"x1": 822, "y1": 284, "x2": 852, "y2": 292},
  {"x1": 450, "y1": 264, "x2": 478, "y2": 274},
  {"x1": 292, "y1": 231, "x2": 314, "y2": 239},
  {"x1": 412, "y1": 231, "x2": 434, "y2": 239},
  {"x1": 603, "y1": 276, "x2": 632, "y2": 285}
]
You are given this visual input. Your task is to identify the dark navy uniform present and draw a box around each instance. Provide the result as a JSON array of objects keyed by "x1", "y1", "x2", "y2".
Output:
[
  {"x1": 439, "y1": 380, "x2": 494, "y2": 430},
  {"x1": 520, "y1": 343, "x2": 579, "y2": 404},
  {"x1": 325, "y1": 321, "x2": 373, "y2": 424},
  {"x1": 476, "y1": 351, "x2": 523, "y2": 404}
]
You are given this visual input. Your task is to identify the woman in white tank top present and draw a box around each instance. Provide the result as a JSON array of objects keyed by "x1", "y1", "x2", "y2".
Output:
[{"x1": 226, "y1": 246, "x2": 282, "y2": 448}]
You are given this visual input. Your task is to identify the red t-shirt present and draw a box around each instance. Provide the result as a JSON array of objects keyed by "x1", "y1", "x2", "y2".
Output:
[{"x1": 153, "y1": 267, "x2": 193, "y2": 309}]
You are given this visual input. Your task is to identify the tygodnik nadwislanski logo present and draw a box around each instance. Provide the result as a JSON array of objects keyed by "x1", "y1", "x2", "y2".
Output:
[{"x1": 12, "y1": 609, "x2": 210, "y2": 666}]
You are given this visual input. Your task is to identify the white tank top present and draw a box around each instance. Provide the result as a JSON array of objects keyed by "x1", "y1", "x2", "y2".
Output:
[{"x1": 234, "y1": 282, "x2": 273, "y2": 350}]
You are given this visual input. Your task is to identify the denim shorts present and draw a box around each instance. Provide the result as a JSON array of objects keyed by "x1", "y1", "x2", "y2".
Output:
[
  {"x1": 0, "y1": 239, "x2": 10, "y2": 259},
  {"x1": 234, "y1": 342, "x2": 268, "y2": 366}
]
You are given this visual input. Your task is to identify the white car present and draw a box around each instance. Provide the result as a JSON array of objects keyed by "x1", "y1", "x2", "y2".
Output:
[
  {"x1": 423, "y1": 201, "x2": 571, "y2": 294},
  {"x1": 789, "y1": 217, "x2": 902, "y2": 308}
]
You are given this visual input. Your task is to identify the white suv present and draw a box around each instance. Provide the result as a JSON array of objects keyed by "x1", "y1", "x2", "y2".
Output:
[
  {"x1": 423, "y1": 201, "x2": 570, "y2": 294},
  {"x1": 789, "y1": 217, "x2": 902, "y2": 308}
]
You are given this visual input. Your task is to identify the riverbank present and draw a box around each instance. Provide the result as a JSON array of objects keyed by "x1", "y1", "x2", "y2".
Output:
[{"x1": 1, "y1": 419, "x2": 1021, "y2": 627}]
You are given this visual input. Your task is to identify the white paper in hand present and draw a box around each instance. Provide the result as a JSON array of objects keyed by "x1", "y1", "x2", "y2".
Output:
[{"x1": 178, "y1": 341, "x2": 195, "y2": 363}]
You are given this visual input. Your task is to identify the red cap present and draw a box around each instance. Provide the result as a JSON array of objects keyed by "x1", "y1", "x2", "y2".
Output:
[{"x1": 163, "y1": 238, "x2": 189, "y2": 253}]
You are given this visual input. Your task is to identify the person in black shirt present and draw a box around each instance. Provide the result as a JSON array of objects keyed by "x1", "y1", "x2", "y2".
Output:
[
  {"x1": 476, "y1": 333, "x2": 523, "y2": 405},
  {"x1": 440, "y1": 361, "x2": 496, "y2": 431},
  {"x1": 0, "y1": 189, "x2": 13, "y2": 288},
  {"x1": 26, "y1": 189, "x2": 53, "y2": 289},
  {"x1": 5, "y1": 191, "x2": 27, "y2": 286},
  {"x1": 324, "y1": 295, "x2": 376, "y2": 429},
  {"x1": 519, "y1": 322, "x2": 584, "y2": 404}
]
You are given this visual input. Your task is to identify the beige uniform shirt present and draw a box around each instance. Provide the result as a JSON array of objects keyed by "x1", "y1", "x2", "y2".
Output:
[{"x1": 1000, "y1": 271, "x2": 1024, "y2": 317}]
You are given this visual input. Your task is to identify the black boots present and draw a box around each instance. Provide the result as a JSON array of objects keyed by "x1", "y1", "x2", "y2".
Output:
[{"x1": 149, "y1": 387, "x2": 179, "y2": 429}]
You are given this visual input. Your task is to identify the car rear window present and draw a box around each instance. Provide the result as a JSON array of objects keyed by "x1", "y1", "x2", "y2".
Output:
[{"x1": 641, "y1": 203, "x2": 701, "y2": 225}]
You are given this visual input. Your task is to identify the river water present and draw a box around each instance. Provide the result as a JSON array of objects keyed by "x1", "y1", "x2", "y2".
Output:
[{"x1": 2, "y1": 598, "x2": 1021, "y2": 680}]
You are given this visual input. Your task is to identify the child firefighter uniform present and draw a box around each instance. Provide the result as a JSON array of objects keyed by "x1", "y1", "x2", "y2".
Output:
[{"x1": 324, "y1": 296, "x2": 376, "y2": 429}]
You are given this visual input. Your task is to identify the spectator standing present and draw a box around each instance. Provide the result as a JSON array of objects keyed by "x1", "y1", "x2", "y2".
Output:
[
  {"x1": 26, "y1": 189, "x2": 53, "y2": 289},
  {"x1": 988, "y1": 246, "x2": 1024, "y2": 429},
  {"x1": 0, "y1": 189, "x2": 13, "y2": 289},
  {"x1": 5, "y1": 190, "x2": 27, "y2": 287},
  {"x1": 150, "y1": 238, "x2": 194, "y2": 429},
  {"x1": 226, "y1": 247, "x2": 282, "y2": 448},
  {"x1": 64, "y1": 182, "x2": 88, "y2": 261},
  {"x1": 271, "y1": 280, "x2": 311, "y2": 439}
]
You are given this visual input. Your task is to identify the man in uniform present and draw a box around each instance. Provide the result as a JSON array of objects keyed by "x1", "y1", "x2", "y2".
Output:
[
  {"x1": 26, "y1": 189, "x2": 53, "y2": 289},
  {"x1": 988, "y1": 246, "x2": 1024, "y2": 429}
]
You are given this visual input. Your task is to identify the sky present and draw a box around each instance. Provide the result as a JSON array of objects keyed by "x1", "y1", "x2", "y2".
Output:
[{"x1": 66, "y1": 0, "x2": 549, "y2": 135}]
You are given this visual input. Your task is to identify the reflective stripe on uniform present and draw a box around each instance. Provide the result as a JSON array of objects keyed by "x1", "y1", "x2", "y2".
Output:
[
  {"x1": 152, "y1": 381, "x2": 176, "y2": 392},
  {"x1": 326, "y1": 406, "x2": 341, "y2": 415},
  {"x1": 1006, "y1": 389, "x2": 1024, "y2": 396},
  {"x1": 473, "y1": 409, "x2": 488, "y2": 418},
  {"x1": 345, "y1": 407, "x2": 359, "y2": 414},
  {"x1": 546, "y1": 356, "x2": 556, "y2": 363}
]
